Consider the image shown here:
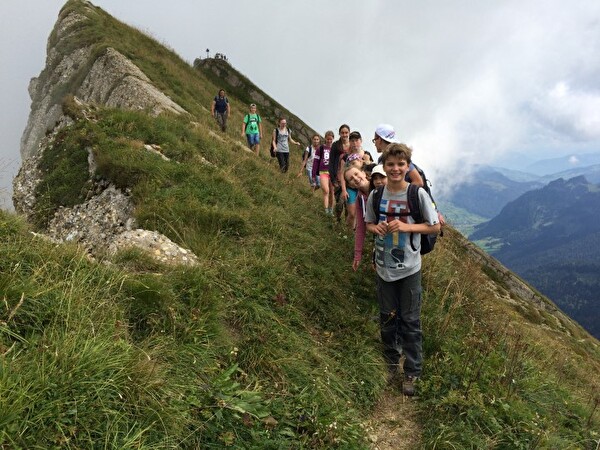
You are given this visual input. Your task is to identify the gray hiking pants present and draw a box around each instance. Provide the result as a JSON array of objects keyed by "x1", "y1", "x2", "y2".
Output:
[
  {"x1": 376, "y1": 271, "x2": 423, "y2": 377},
  {"x1": 215, "y1": 111, "x2": 228, "y2": 132}
]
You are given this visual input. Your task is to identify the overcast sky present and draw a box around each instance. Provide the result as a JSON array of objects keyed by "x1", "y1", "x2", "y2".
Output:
[{"x1": 2, "y1": 0, "x2": 600, "y2": 208}]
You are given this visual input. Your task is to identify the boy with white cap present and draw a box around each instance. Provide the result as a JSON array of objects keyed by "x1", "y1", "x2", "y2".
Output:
[{"x1": 373, "y1": 124, "x2": 424, "y2": 187}]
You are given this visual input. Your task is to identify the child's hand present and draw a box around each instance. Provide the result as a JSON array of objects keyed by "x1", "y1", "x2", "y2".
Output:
[
  {"x1": 387, "y1": 219, "x2": 410, "y2": 233},
  {"x1": 373, "y1": 222, "x2": 388, "y2": 236}
]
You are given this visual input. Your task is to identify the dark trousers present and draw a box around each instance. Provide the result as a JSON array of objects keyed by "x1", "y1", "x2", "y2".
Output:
[
  {"x1": 276, "y1": 152, "x2": 289, "y2": 173},
  {"x1": 376, "y1": 271, "x2": 423, "y2": 377}
]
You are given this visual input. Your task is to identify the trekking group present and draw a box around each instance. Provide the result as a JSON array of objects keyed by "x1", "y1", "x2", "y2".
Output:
[{"x1": 212, "y1": 91, "x2": 444, "y2": 396}]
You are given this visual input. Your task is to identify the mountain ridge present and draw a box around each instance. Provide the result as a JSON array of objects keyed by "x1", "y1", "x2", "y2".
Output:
[{"x1": 3, "y1": 1, "x2": 600, "y2": 447}]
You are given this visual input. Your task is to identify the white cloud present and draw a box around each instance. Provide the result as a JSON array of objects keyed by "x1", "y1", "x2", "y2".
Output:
[
  {"x1": 531, "y1": 82, "x2": 600, "y2": 141},
  {"x1": 2, "y1": 0, "x2": 600, "y2": 206}
]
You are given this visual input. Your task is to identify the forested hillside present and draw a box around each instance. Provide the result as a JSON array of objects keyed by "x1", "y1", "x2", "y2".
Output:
[{"x1": 471, "y1": 176, "x2": 600, "y2": 338}]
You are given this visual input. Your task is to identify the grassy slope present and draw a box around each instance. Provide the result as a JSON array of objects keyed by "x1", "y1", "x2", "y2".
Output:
[{"x1": 1, "y1": 1, "x2": 599, "y2": 448}]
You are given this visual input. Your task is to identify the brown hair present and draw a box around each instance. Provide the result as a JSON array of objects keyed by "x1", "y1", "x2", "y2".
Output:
[{"x1": 380, "y1": 143, "x2": 412, "y2": 165}]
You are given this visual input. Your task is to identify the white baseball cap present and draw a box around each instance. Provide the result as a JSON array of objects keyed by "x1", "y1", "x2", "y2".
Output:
[
  {"x1": 375, "y1": 124, "x2": 399, "y2": 143},
  {"x1": 371, "y1": 164, "x2": 387, "y2": 177}
]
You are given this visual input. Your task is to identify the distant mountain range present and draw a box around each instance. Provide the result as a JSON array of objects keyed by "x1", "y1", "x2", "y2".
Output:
[
  {"x1": 469, "y1": 176, "x2": 600, "y2": 338},
  {"x1": 440, "y1": 166, "x2": 543, "y2": 218},
  {"x1": 524, "y1": 152, "x2": 600, "y2": 176},
  {"x1": 440, "y1": 159, "x2": 600, "y2": 220}
]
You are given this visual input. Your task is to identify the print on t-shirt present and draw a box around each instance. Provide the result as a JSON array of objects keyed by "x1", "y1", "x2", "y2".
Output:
[{"x1": 374, "y1": 198, "x2": 409, "y2": 270}]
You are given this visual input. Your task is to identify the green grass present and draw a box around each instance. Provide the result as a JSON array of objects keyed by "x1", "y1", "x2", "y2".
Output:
[{"x1": 3, "y1": 1, "x2": 600, "y2": 448}]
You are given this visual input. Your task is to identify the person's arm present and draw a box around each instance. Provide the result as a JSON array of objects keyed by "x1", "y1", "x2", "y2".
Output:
[
  {"x1": 352, "y1": 195, "x2": 367, "y2": 271},
  {"x1": 366, "y1": 221, "x2": 388, "y2": 236},
  {"x1": 272, "y1": 129, "x2": 277, "y2": 151},
  {"x1": 211, "y1": 99, "x2": 216, "y2": 116},
  {"x1": 339, "y1": 158, "x2": 349, "y2": 200},
  {"x1": 387, "y1": 220, "x2": 440, "y2": 235},
  {"x1": 289, "y1": 132, "x2": 302, "y2": 146},
  {"x1": 407, "y1": 167, "x2": 424, "y2": 186},
  {"x1": 258, "y1": 118, "x2": 263, "y2": 138},
  {"x1": 298, "y1": 148, "x2": 309, "y2": 173},
  {"x1": 226, "y1": 99, "x2": 231, "y2": 115},
  {"x1": 241, "y1": 116, "x2": 247, "y2": 137}
]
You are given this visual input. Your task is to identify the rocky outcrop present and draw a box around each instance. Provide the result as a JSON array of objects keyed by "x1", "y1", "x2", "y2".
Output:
[
  {"x1": 78, "y1": 47, "x2": 186, "y2": 116},
  {"x1": 14, "y1": 6, "x2": 196, "y2": 267},
  {"x1": 20, "y1": 10, "x2": 92, "y2": 160},
  {"x1": 20, "y1": 9, "x2": 186, "y2": 161}
]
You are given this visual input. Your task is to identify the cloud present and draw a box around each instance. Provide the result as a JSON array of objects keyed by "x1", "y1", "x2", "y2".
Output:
[
  {"x1": 531, "y1": 82, "x2": 600, "y2": 141},
  {"x1": 2, "y1": 0, "x2": 600, "y2": 207}
]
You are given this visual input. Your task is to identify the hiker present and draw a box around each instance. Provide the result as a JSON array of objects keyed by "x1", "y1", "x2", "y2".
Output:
[
  {"x1": 372, "y1": 124, "x2": 424, "y2": 187},
  {"x1": 312, "y1": 130, "x2": 336, "y2": 215},
  {"x1": 373, "y1": 124, "x2": 446, "y2": 226},
  {"x1": 339, "y1": 131, "x2": 366, "y2": 229},
  {"x1": 330, "y1": 124, "x2": 351, "y2": 222},
  {"x1": 272, "y1": 117, "x2": 302, "y2": 173},
  {"x1": 242, "y1": 104, "x2": 263, "y2": 156},
  {"x1": 211, "y1": 89, "x2": 230, "y2": 132},
  {"x1": 298, "y1": 134, "x2": 321, "y2": 190},
  {"x1": 343, "y1": 165, "x2": 379, "y2": 272},
  {"x1": 369, "y1": 163, "x2": 387, "y2": 191},
  {"x1": 365, "y1": 143, "x2": 440, "y2": 396},
  {"x1": 345, "y1": 164, "x2": 387, "y2": 271}
]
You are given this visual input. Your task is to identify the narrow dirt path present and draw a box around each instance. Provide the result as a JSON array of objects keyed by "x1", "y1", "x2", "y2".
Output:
[{"x1": 364, "y1": 387, "x2": 422, "y2": 450}]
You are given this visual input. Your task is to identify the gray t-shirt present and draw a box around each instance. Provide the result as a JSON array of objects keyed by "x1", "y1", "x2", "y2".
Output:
[
  {"x1": 276, "y1": 128, "x2": 290, "y2": 153},
  {"x1": 365, "y1": 185, "x2": 439, "y2": 282}
]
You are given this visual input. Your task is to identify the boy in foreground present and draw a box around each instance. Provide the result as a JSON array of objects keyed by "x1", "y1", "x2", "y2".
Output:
[{"x1": 365, "y1": 143, "x2": 440, "y2": 396}]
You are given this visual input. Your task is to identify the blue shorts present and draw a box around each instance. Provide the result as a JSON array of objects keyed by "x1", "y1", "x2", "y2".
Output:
[
  {"x1": 347, "y1": 187, "x2": 358, "y2": 205},
  {"x1": 246, "y1": 133, "x2": 260, "y2": 146}
]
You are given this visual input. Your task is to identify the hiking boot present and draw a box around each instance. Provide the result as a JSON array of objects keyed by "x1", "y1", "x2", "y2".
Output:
[
  {"x1": 402, "y1": 375, "x2": 418, "y2": 396},
  {"x1": 386, "y1": 365, "x2": 400, "y2": 384}
]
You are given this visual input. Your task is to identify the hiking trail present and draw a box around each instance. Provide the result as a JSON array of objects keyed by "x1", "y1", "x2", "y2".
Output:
[{"x1": 365, "y1": 387, "x2": 421, "y2": 449}]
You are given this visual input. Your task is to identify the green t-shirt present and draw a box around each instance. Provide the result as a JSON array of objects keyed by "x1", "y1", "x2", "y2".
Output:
[{"x1": 244, "y1": 113, "x2": 261, "y2": 135}]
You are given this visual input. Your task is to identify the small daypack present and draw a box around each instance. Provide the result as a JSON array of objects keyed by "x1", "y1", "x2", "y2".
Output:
[
  {"x1": 270, "y1": 128, "x2": 279, "y2": 157},
  {"x1": 371, "y1": 184, "x2": 438, "y2": 255},
  {"x1": 214, "y1": 96, "x2": 228, "y2": 113}
]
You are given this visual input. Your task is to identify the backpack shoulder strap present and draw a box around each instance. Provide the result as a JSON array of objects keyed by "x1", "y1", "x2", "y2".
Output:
[
  {"x1": 407, "y1": 184, "x2": 423, "y2": 223},
  {"x1": 371, "y1": 188, "x2": 385, "y2": 224}
]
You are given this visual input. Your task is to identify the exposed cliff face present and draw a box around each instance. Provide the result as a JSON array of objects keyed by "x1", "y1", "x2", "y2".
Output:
[
  {"x1": 14, "y1": 6, "x2": 196, "y2": 266},
  {"x1": 20, "y1": 9, "x2": 186, "y2": 161}
]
